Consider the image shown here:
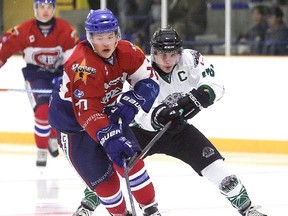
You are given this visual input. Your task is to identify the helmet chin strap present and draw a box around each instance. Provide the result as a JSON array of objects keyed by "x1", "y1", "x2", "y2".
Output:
[{"x1": 114, "y1": 39, "x2": 119, "y2": 48}]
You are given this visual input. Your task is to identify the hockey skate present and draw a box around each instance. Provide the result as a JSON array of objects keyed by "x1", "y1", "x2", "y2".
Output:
[
  {"x1": 73, "y1": 205, "x2": 93, "y2": 216},
  {"x1": 239, "y1": 205, "x2": 267, "y2": 216},
  {"x1": 141, "y1": 201, "x2": 161, "y2": 216},
  {"x1": 48, "y1": 138, "x2": 59, "y2": 157},
  {"x1": 73, "y1": 197, "x2": 99, "y2": 216},
  {"x1": 36, "y1": 148, "x2": 47, "y2": 167}
]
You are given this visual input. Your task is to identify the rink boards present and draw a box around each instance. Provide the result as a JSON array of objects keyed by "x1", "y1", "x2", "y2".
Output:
[{"x1": 1, "y1": 131, "x2": 288, "y2": 154}]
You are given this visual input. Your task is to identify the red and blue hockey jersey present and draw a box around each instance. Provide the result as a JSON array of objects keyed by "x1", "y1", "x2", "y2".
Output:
[
  {"x1": 49, "y1": 40, "x2": 159, "y2": 141},
  {"x1": 0, "y1": 17, "x2": 78, "y2": 70}
]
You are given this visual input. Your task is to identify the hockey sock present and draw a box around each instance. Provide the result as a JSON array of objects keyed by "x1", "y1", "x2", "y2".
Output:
[
  {"x1": 50, "y1": 127, "x2": 57, "y2": 139},
  {"x1": 34, "y1": 104, "x2": 50, "y2": 149},
  {"x1": 201, "y1": 159, "x2": 251, "y2": 210},
  {"x1": 114, "y1": 159, "x2": 155, "y2": 206},
  {"x1": 219, "y1": 174, "x2": 251, "y2": 210},
  {"x1": 82, "y1": 187, "x2": 100, "y2": 210},
  {"x1": 95, "y1": 171, "x2": 127, "y2": 215}
]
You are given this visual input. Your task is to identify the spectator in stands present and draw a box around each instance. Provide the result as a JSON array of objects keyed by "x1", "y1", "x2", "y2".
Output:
[
  {"x1": 149, "y1": 0, "x2": 207, "y2": 41},
  {"x1": 237, "y1": 5, "x2": 269, "y2": 55},
  {"x1": 262, "y1": 6, "x2": 288, "y2": 55},
  {"x1": 172, "y1": 0, "x2": 207, "y2": 41},
  {"x1": 121, "y1": 0, "x2": 150, "y2": 49}
]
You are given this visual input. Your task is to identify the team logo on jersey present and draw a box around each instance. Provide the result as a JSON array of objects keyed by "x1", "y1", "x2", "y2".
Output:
[
  {"x1": 29, "y1": 35, "x2": 35, "y2": 43},
  {"x1": 11, "y1": 26, "x2": 20, "y2": 36},
  {"x1": 73, "y1": 89, "x2": 84, "y2": 99},
  {"x1": 73, "y1": 58, "x2": 96, "y2": 84},
  {"x1": 33, "y1": 50, "x2": 61, "y2": 67},
  {"x1": 102, "y1": 76, "x2": 124, "y2": 104},
  {"x1": 190, "y1": 50, "x2": 204, "y2": 68},
  {"x1": 202, "y1": 147, "x2": 215, "y2": 158},
  {"x1": 163, "y1": 93, "x2": 183, "y2": 107}
]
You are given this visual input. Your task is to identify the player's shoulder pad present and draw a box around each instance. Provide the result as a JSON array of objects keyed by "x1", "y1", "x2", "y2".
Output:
[
  {"x1": 117, "y1": 40, "x2": 144, "y2": 55},
  {"x1": 12, "y1": 19, "x2": 35, "y2": 35},
  {"x1": 183, "y1": 49, "x2": 205, "y2": 68},
  {"x1": 55, "y1": 18, "x2": 78, "y2": 40},
  {"x1": 66, "y1": 41, "x2": 87, "y2": 60}
]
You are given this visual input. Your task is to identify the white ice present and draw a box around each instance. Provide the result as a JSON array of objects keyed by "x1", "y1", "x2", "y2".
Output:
[{"x1": 0, "y1": 143, "x2": 287, "y2": 216}]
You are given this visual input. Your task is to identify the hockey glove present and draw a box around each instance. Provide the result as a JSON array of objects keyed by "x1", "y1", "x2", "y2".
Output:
[
  {"x1": 177, "y1": 87, "x2": 212, "y2": 120},
  {"x1": 109, "y1": 91, "x2": 146, "y2": 126},
  {"x1": 52, "y1": 76, "x2": 63, "y2": 88},
  {"x1": 96, "y1": 123, "x2": 135, "y2": 167},
  {"x1": 151, "y1": 104, "x2": 184, "y2": 131}
]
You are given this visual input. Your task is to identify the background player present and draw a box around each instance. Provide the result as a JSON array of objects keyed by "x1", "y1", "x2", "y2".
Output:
[
  {"x1": 0, "y1": 0, "x2": 78, "y2": 167},
  {"x1": 48, "y1": 9, "x2": 161, "y2": 216},
  {"x1": 75, "y1": 27, "x2": 268, "y2": 216}
]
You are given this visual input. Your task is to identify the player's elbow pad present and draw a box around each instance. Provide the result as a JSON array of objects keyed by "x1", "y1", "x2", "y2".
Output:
[{"x1": 134, "y1": 78, "x2": 160, "y2": 112}]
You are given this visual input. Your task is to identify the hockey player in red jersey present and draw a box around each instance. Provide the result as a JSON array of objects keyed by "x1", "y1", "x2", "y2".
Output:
[
  {"x1": 74, "y1": 28, "x2": 268, "y2": 216},
  {"x1": 0, "y1": 0, "x2": 78, "y2": 167},
  {"x1": 48, "y1": 9, "x2": 161, "y2": 216}
]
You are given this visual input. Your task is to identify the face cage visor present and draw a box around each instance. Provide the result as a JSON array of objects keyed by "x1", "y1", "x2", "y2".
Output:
[{"x1": 34, "y1": 3, "x2": 55, "y2": 23}]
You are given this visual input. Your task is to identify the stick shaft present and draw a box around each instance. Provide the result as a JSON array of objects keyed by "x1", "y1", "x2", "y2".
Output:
[
  {"x1": 127, "y1": 121, "x2": 172, "y2": 172},
  {"x1": 0, "y1": 88, "x2": 52, "y2": 94},
  {"x1": 123, "y1": 159, "x2": 137, "y2": 216}
]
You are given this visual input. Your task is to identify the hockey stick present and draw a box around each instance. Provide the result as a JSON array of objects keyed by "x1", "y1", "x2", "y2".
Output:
[
  {"x1": 0, "y1": 88, "x2": 52, "y2": 94},
  {"x1": 118, "y1": 118, "x2": 137, "y2": 216},
  {"x1": 127, "y1": 120, "x2": 172, "y2": 172},
  {"x1": 123, "y1": 158, "x2": 137, "y2": 216}
]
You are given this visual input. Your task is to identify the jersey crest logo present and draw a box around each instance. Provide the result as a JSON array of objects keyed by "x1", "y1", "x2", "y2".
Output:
[
  {"x1": 73, "y1": 58, "x2": 96, "y2": 84},
  {"x1": 163, "y1": 92, "x2": 183, "y2": 107},
  {"x1": 33, "y1": 50, "x2": 60, "y2": 67}
]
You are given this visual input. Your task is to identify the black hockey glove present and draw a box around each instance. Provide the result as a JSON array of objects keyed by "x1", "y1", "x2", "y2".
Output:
[
  {"x1": 177, "y1": 87, "x2": 212, "y2": 120},
  {"x1": 151, "y1": 104, "x2": 184, "y2": 133}
]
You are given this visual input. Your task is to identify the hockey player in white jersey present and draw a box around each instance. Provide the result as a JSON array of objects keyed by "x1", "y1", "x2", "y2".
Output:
[{"x1": 73, "y1": 27, "x2": 267, "y2": 216}]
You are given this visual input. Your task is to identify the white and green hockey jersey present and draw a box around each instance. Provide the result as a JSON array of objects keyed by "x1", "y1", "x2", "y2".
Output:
[{"x1": 134, "y1": 49, "x2": 225, "y2": 131}]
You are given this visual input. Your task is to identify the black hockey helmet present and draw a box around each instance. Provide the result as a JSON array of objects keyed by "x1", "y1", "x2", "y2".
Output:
[{"x1": 151, "y1": 27, "x2": 183, "y2": 54}]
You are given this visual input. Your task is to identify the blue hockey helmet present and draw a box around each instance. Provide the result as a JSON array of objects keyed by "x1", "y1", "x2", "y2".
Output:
[
  {"x1": 34, "y1": 0, "x2": 56, "y2": 8},
  {"x1": 85, "y1": 9, "x2": 119, "y2": 35}
]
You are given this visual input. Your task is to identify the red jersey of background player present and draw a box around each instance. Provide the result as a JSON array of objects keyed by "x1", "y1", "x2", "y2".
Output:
[{"x1": 0, "y1": 17, "x2": 78, "y2": 69}]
